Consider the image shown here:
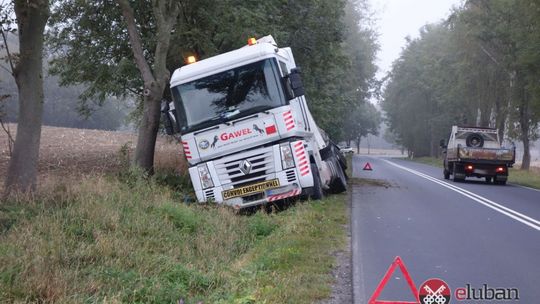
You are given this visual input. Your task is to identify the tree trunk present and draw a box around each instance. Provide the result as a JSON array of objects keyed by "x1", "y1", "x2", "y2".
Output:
[
  {"x1": 519, "y1": 101, "x2": 531, "y2": 170},
  {"x1": 521, "y1": 135, "x2": 530, "y2": 170},
  {"x1": 116, "y1": 0, "x2": 179, "y2": 173},
  {"x1": 134, "y1": 92, "x2": 162, "y2": 172},
  {"x1": 356, "y1": 137, "x2": 360, "y2": 154},
  {"x1": 495, "y1": 99, "x2": 506, "y2": 145},
  {"x1": 516, "y1": 72, "x2": 530, "y2": 170},
  {"x1": 4, "y1": 1, "x2": 49, "y2": 194}
]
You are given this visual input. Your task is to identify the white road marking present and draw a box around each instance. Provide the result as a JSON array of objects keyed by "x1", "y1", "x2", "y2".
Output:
[
  {"x1": 384, "y1": 160, "x2": 540, "y2": 231},
  {"x1": 511, "y1": 183, "x2": 540, "y2": 192}
]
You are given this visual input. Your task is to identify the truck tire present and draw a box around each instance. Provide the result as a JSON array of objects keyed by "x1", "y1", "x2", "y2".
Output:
[
  {"x1": 443, "y1": 160, "x2": 450, "y2": 179},
  {"x1": 466, "y1": 133, "x2": 484, "y2": 148},
  {"x1": 329, "y1": 158, "x2": 347, "y2": 194},
  {"x1": 337, "y1": 147, "x2": 348, "y2": 173},
  {"x1": 309, "y1": 163, "x2": 324, "y2": 200},
  {"x1": 494, "y1": 176, "x2": 507, "y2": 185}
]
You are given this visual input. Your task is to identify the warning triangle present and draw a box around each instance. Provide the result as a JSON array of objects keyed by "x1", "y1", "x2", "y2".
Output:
[
  {"x1": 363, "y1": 162, "x2": 373, "y2": 171},
  {"x1": 368, "y1": 256, "x2": 420, "y2": 304}
]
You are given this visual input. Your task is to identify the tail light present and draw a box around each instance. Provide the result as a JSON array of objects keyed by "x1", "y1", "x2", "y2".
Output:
[
  {"x1": 496, "y1": 167, "x2": 506, "y2": 173},
  {"x1": 465, "y1": 165, "x2": 474, "y2": 171}
]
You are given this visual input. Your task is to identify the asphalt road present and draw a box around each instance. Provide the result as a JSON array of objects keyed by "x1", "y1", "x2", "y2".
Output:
[{"x1": 351, "y1": 155, "x2": 540, "y2": 304}]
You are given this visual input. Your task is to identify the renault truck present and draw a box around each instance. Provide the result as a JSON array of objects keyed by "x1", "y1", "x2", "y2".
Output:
[{"x1": 162, "y1": 36, "x2": 347, "y2": 209}]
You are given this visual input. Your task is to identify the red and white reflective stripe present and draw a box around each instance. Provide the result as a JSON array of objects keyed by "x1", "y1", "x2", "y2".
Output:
[
  {"x1": 182, "y1": 140, "x2": 192, "y2": 159},
  {"x1": 267, "y1": 188, "x2": 301, "y2": 202},
  {"x1": 294, "y1": 141, "x2": 310, "y2": 176},
  {"x1": 283, "y1": 110, "x2": 295, "y2": 131}
]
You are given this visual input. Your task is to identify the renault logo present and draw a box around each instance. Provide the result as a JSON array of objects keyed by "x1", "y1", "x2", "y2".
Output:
[{"x1": 239, "y1": 160, "x2": 252, "y2": 175}]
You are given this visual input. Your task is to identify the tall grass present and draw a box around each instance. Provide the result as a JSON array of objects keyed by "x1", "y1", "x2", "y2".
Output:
[{"x1": 0, "y1": 171, "x2": 347, "y2": 303}]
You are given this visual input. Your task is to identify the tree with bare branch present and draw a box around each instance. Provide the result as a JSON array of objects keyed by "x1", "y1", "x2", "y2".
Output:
[{"x1": 115, "y1": 0, "x2": 180, "y2": 172}]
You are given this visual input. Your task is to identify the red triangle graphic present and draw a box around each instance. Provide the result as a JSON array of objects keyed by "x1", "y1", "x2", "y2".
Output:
[
  {"x1": 368, "y1": 256, "x2": 420, "y2": 304},
  {"x1": 363, "y1": 162, "x2": 373, "y2": 171}
]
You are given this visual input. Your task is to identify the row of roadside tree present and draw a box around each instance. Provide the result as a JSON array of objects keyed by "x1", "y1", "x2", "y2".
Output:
[{"x1": 382, "y1": 0, "x2": 540, "y2": 169}]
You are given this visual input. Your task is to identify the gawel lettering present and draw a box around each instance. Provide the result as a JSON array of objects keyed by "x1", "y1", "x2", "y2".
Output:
[{"x1": 220, "y1": 128, "x2": 253, "y2": 141}]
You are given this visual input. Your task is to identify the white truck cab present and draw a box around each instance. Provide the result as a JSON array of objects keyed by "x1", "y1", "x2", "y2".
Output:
[{"x1": 164, "y1": 36, "x2": 347, "y2": 209}]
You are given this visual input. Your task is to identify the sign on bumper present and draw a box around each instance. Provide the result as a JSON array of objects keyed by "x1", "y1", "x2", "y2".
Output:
[{"x1": 222, "y1": 179, "x2": 280, "y2": 200}]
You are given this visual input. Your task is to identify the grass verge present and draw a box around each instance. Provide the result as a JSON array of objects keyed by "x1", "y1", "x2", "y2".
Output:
[
  {"x1": 406, "y1": 156, "x2": 540, "y2": 189},
  {"x1": 0, "y1": 172, "x2": 347, "y2": 304}
]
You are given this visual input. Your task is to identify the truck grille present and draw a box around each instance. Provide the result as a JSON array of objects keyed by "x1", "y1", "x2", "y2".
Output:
[{"x1": 214, "y1": 147, "x2": 274, "y2": 188}]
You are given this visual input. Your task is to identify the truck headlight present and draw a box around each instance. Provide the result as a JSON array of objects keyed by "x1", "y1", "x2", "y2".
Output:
[
  {"x1": 197, "y1": 164, "x2": 214, "y2": 189},
  {"x1": 280, "y1": 143, "x2": 295, "y2": 169}
]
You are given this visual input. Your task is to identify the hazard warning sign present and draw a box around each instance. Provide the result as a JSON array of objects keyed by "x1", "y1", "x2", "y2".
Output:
[
  {"x1": 363, "y1": 162, "x2": 373, "y2": 171},
  {"x1": 368, "y1": 256, "x2": 420, "y2": 304}
]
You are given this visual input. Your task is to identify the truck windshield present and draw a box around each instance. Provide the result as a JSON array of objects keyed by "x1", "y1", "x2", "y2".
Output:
[{"x1": 172, "y1": 58, "x2": 286, "y2": 133}]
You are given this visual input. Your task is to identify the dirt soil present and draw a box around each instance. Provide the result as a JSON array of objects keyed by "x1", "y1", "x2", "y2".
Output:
[{"x1": 0, "y1": 124, "x2": 186, "y2": 187}]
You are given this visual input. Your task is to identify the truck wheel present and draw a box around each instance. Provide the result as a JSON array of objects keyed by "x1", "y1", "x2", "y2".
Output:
[
  {"x1": 329, "y1": 158, "x2": 347, "y2": 194},
  {"x1": 485, "y1": 177, "x2": 492, "y2": 183},
  {"x1": 494, "y1": 176, "x2": 507, "y2": 185},
  {"x1": 337, "y1": 147, "x2": 348, "y2": 171},
  {"x1": 309, "y1": 163, "x2": 324, "y2": 200},
  {"x1": 443, "y1": 169, "x2": 450, "y2": 179}
]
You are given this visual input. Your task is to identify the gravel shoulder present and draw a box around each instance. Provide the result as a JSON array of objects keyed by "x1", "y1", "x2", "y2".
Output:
[{"x1": 318, "y1": 189, "x2": 353, "y2": 304}]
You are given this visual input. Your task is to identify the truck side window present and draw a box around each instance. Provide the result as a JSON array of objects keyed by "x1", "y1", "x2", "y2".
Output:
[{"x1": 279, "y1": 61, "x2": 289, "y2": 76}]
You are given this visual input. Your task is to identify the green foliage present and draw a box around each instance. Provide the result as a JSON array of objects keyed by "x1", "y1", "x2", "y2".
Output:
[
  {"x1": 343, "y1": 101, "x2": 381, "y2": 144},
  {"x1": 48, "y1": 0, "x2": 145, "y2": 102},
  {"x1": 382, "y1": 25, "x2": 460, "y2": 156},
  {"x1": 340, "y1": 0, "x2": 380, "y2": 142},
  {"x1": 157, "y1": 203, "x2": 200, "y2": 233},
  {"x1": 382, "y1": 0, "x2": 540, "y2": 159},
  {"x1": 48, "y1": 0, "x2": 379, "y2": 141},
  {"x1": 248, "y1": 212, "x2": 277, "y2": 239}
]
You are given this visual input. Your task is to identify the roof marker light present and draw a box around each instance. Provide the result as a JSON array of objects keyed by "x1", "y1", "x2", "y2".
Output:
[
  {"x1": 186, "y1": 55, "x2": 197, "y2": 64},
  {"x1": 247, "y1": 37, "x2": 257, "y2": 46}
]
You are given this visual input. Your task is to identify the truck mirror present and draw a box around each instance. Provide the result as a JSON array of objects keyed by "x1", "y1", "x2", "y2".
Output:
[
  {"x1": 439, "y1": 139, "x2": 446, "y2": 148},
  {"x1": 282, "y1": 77, "x2": 295, "y2": 100},
  {"x1": 161, "y1": 100, "x2": 174, "y2": 135},
  {"x1": 289, "y1": 68, "x2": 305, "y2": 97}
]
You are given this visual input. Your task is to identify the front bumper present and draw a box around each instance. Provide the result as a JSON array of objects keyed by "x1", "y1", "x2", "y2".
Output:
[
  {"x1": 225, "y1": 183, "x2": 302, "y2": 209},
  {"x1": 198, "y1": 168, "x2": 303, "y2": 209},
  {"x1": 189, "y1": 141, "x2": 314, "y2": 208}
]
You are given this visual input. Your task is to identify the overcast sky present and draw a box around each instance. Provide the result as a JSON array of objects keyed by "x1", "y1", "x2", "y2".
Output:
[{"x1": 369, "y1": 0, "x2": 463, "y2": 78}]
